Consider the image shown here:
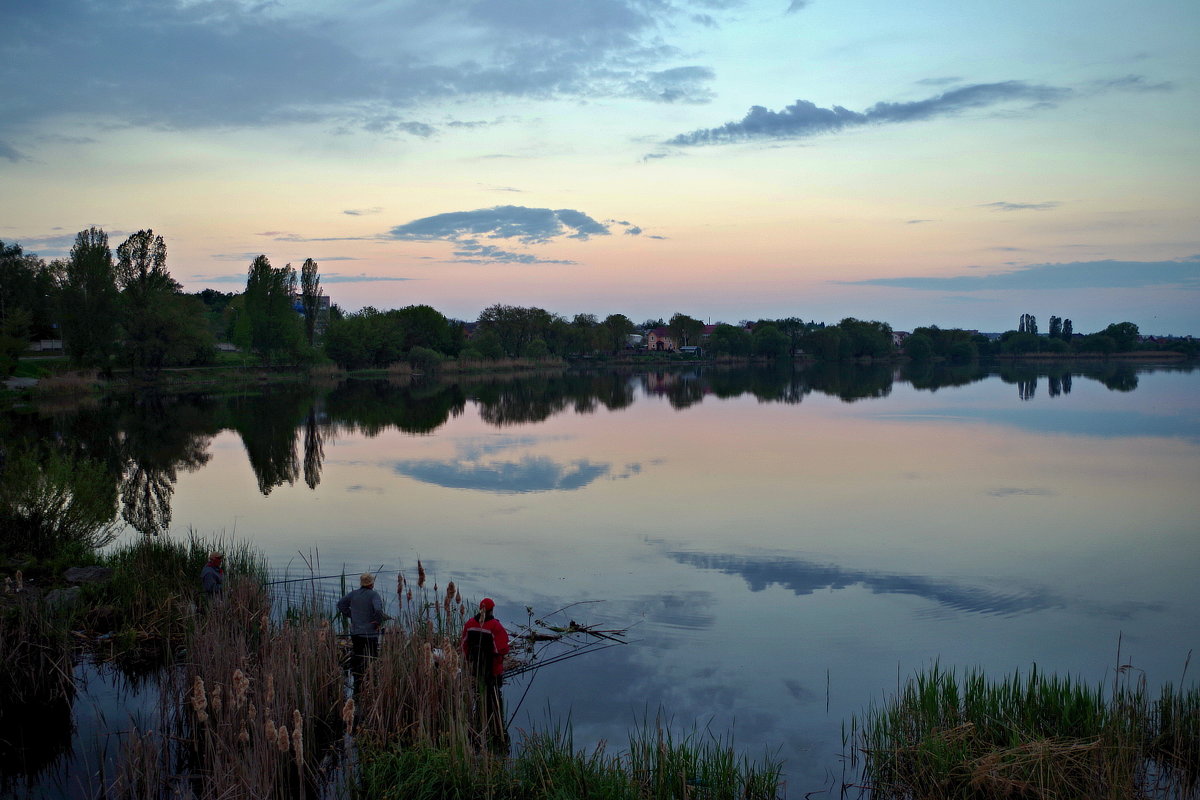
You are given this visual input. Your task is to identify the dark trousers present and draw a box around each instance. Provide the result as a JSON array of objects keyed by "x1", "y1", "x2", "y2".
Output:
[{"x1": 350, "y1": 635, "x2": 379, "y2": 690}]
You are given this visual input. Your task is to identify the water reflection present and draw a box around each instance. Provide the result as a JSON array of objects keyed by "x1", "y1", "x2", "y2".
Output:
[
  {"x1": 3, "y1": 361, "x2": 1192, "y2": 539},
  {"x1": 662, "y1": 548, "x2": 1163, "y2": 620}
]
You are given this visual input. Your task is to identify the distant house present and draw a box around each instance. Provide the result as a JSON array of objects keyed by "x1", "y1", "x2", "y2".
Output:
[{"x1": 646, "y1": 327, "x2": 677, "y2": 351}]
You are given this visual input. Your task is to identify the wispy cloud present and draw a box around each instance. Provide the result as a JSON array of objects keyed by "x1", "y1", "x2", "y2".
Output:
[
  {"x1": 343, "y1": 207, "x2": 383, "y2": 216},
  {"x1": 667, "y1": 81, "x2": 1071, "y2": 146},
  {"x1": 198, "y1": 272, "x2": 410, "y2": 284},
  {"x1": 980, "y1": 201, "x2": 1061, "y2": 212},
  {"x1": 846, "y1": 256, "x2": 1200, "y2": 291}
]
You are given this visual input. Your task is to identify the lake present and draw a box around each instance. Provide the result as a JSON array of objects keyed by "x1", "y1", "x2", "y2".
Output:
[{"x1": 5, "y1": 359, "x2": 1199, "y2": 795}]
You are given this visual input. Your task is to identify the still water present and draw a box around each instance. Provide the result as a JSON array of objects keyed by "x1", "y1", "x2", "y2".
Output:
[{"x1": 8, "y1": 360, "x2": 1200, "y2": 794}]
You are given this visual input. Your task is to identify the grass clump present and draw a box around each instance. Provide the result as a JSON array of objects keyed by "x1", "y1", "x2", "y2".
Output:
[
  {"x1": 357, "y1": 712, "x2": 785, "y2": 800},
  {"x1": 846, "y1": 662, "x2": 1199, "y2": 799}
]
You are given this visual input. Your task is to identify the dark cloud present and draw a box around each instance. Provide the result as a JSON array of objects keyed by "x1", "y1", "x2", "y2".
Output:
[
  {"x1": 916, "y1": 76, "x2": 962, "y2": 87},
  {"x1": 785, "y1": 0, "x2": 809, "y2": 11},
  {"x1": 980, "y1": 201, "x2": 1061, "y2": 212},
  {"x1": 0, "y1": 0, "x2": 721, "y2": 144},
  {"x1": 667, "y1": 80, "x2": 1071, "y2": 145},
  {"x1": 845, "y1": 256, "x2": 1200, "y2": 291}
]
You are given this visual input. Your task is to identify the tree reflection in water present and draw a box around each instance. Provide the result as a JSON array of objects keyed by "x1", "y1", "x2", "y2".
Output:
[{"x1": 2, "y1": 361, "x2": 1187, "y2": 532}]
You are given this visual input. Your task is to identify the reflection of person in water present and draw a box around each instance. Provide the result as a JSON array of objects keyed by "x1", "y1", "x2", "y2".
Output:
[{"x1": 460, "y1": 597, "x2": 510, "y2": 750}]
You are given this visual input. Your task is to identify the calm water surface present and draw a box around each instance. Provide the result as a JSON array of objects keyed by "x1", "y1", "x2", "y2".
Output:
[{"x1": 7, "y1": 361, "x2": 1199, "y2": 794}]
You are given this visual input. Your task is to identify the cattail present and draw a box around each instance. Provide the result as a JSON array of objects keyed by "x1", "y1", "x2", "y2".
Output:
[
  {"x1": 265, "y1": 674, "x2": 275, "y2": 705},
  {"x1": 232, "y1": 669, "x2": 249, "y2": 709},
  {"x1": 341, "y1": 698, "x2": 355, "y2": 734},
  {"x1": 196, "y1": 710, "x2": 208, "y2": 724},
  {"x1": 417, "y1": 560, "x2": 426, "y2": 588},
  {"x1": 15, "y1": 570, "x2": 23, "y2": 591},
  {"x1": 277, "y1": 724, "x2": 290, "y2": 753},
  {"x1": 190, "y1": 676, "x2": 207, "y2": 715},
  {"x1": 292, "y1": 709, "x2": 302, "y2": 733},
  {"x1": 248, "y1": 703, "x2": 257, "y2": 720},
  {"x1": 292, "y1": 726, "x2": 304, "y2": 766},
  {"x1": 210, "y1": 684, "x2": 223, "y2": 715},
  {"x1": 406, "y1": 588, "x2": 413, "y2": 603},
  {"x1": 454, "y1": 588, "x2": 462, "y2": 604},
  {"x1": 238, "y1": 726, "x2": 249, "y2": 744},
  {"x1": 3, "y1": 577, "x2": 12, "y2": 594},
  {"x1": 265, "y1": 718, "x2": 277, "y2": 742},
  {"x1": 446, "y1": 580, "x2": 456, "y2": 599}
]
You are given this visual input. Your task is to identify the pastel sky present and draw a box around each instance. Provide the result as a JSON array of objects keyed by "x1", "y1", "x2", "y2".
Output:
[{"x1": 2, "y1": 0, "x2": 1198, "y2": 334}]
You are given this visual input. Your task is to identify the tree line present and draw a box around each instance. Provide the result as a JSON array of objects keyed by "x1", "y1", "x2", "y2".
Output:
[{"x1": 2, "y1": 229, "x2": 1193, "y2": 379}]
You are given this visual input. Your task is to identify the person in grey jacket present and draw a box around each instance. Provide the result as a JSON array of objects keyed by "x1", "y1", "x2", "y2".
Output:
[{"x1": 337, "y1": 573, "x2": 389, "y2": 690}]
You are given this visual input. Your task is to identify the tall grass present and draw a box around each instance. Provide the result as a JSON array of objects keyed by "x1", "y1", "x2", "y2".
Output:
[
  {"x1": 83, "y1": 530, "x2": 267, "y2": 655},
  {"x1": 845, "y1": 662, "x2": 1199, "y2": 799},
  {"x1": 357, "y1": 714, "x2": 785, "y2": 800}
]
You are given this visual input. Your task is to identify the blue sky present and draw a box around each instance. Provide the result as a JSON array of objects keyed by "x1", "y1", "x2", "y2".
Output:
[{"x1": 2, "y1": 0, "x2": 1197, "y2": 333}]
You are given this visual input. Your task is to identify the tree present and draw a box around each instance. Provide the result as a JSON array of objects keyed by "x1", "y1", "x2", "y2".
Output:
[
  {"x1": 1049, "y1": 316, "x2": 1062, "y2": 339},
  {"x1": 1061, "y1": 318, "x2": 1073, "y2": 341},
  {"x1": 236, "y1": 256, "x2": 303, "y2": 364},
  {"x1": 1100, "y1": 321, "x2": 1139, "y2": 352},
  {"x1": 600, "y1": 313, "x2": 635, "y2": 353},
  {"x1": 752, "y1": 323, "x2": 789, "y2": 359},
  {"x1": 59, "y1": 227, "x2": 122, "y2": 371},
  {"x1": 904, "y1": 333, "x2": 934, "y2": 361},
  {"x1": 299, "y1": 258, "x2": 323, "y2": 347},
  {"x1": 667, "y1": 312, "x2": 704, "y2": 348},
  {"x1": 116, "y1": 230, "x2": 211, "y2": 378},
  {"x1": 708, "y1": 323, "x2": 752, "y2": 356}
]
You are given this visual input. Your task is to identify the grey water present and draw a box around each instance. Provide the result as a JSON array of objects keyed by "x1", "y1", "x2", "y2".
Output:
[{"x1": 5, "y1": 359, "x2": 1199, "y2": 796}]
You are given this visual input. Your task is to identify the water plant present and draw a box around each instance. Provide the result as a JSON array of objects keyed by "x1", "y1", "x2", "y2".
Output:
[{"x1": 845, "y1": 661, "x2": 1199, "y2": 799}]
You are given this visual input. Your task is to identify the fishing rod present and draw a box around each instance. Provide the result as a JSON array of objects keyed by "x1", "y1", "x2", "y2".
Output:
[
  {"x1": 265, "y1": 567, "x2": 397, "y2": 587},
  {"x1": 506, "y1": 640, "x2": 628, "y2": 723}
]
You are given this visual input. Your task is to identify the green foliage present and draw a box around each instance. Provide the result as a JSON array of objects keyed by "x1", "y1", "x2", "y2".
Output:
[
  {"x1": 904, "y1": 333, "x2": 934, "y2": 361},
  {"x1": 667, "y1": 312, "x2": 704, "y2": 348},
  {"x1": 325, "y1": 305, "x2": 459, "y2": 369},
  {"x1": 236, "y1": 255, "x2": 303, "y2": 365},
  {"x1": 408, "y1": 345, "x2": 443, "y2": 371},
  {"x1": 600, "y1": 313, "x2": 635, "y2": 353},
  {"x1": 0, "y1": 445, "x2": 119, "y2": 561},
  {"x1": 116, "y1": 230, "x2": 214, "y2": 377},
  {"x1": 1100, "y1": 321, "x2": 1140, "y2": 352},
  {"x1": 751, "y1": 323, "x2": 789, "y2": 359},
  {"x1": 708, "y1": 323, "x2": 752, "y2": 357},
  {"x1": 358, "y1": 716, "x2": 784, "y2": 800},
  {"x1": 59, "y1": 227, "x2": 122, "y2": 371},
  {"x1": 848, "y1": 663, "x2": 1200, "y2": 800},
  {"x1": 299, "y1": 257, "x2": 323, "y2": 347},
  {"x1": 477, "y1": 304, "x2": 560, "y2": 357}
]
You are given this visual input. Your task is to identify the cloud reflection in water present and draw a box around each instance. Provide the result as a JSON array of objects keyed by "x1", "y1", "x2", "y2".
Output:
[{"x1": 663, "y1": 549, "x2": 1160, "y2": 619}]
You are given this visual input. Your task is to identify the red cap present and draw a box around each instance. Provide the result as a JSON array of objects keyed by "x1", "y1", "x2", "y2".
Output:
[{"x1": 480, "y1": 598, "x2": 495, "y2": 610}]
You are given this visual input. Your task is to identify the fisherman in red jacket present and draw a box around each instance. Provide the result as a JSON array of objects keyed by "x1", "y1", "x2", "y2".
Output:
[{"x1": 460, "y1": 597, "x2": 510, "y2": 749}]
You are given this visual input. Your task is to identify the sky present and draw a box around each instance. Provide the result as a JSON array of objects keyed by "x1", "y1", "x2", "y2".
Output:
[{"x1": 2, "y1": 0, "x2": 1198, "y2": 334}]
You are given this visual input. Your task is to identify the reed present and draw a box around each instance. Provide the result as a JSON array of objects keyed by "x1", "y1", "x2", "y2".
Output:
[
  {"x1": 356, "y1": 714, "x2": 785, "y2": 800},
  {"x1": 845, "y1": 662, "x2": 1199, "y2": 800},
  {"x1": 83, "y1": 530, "x2": 268, "y2": 654},
  {"x1": 32, "y1": 369, "x2": 102, "y2": 396}
]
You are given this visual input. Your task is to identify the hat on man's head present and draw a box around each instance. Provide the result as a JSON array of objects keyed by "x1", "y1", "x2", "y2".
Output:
[{"x1": 480, "y1": 597, "x2": 495, "y2": 610}]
